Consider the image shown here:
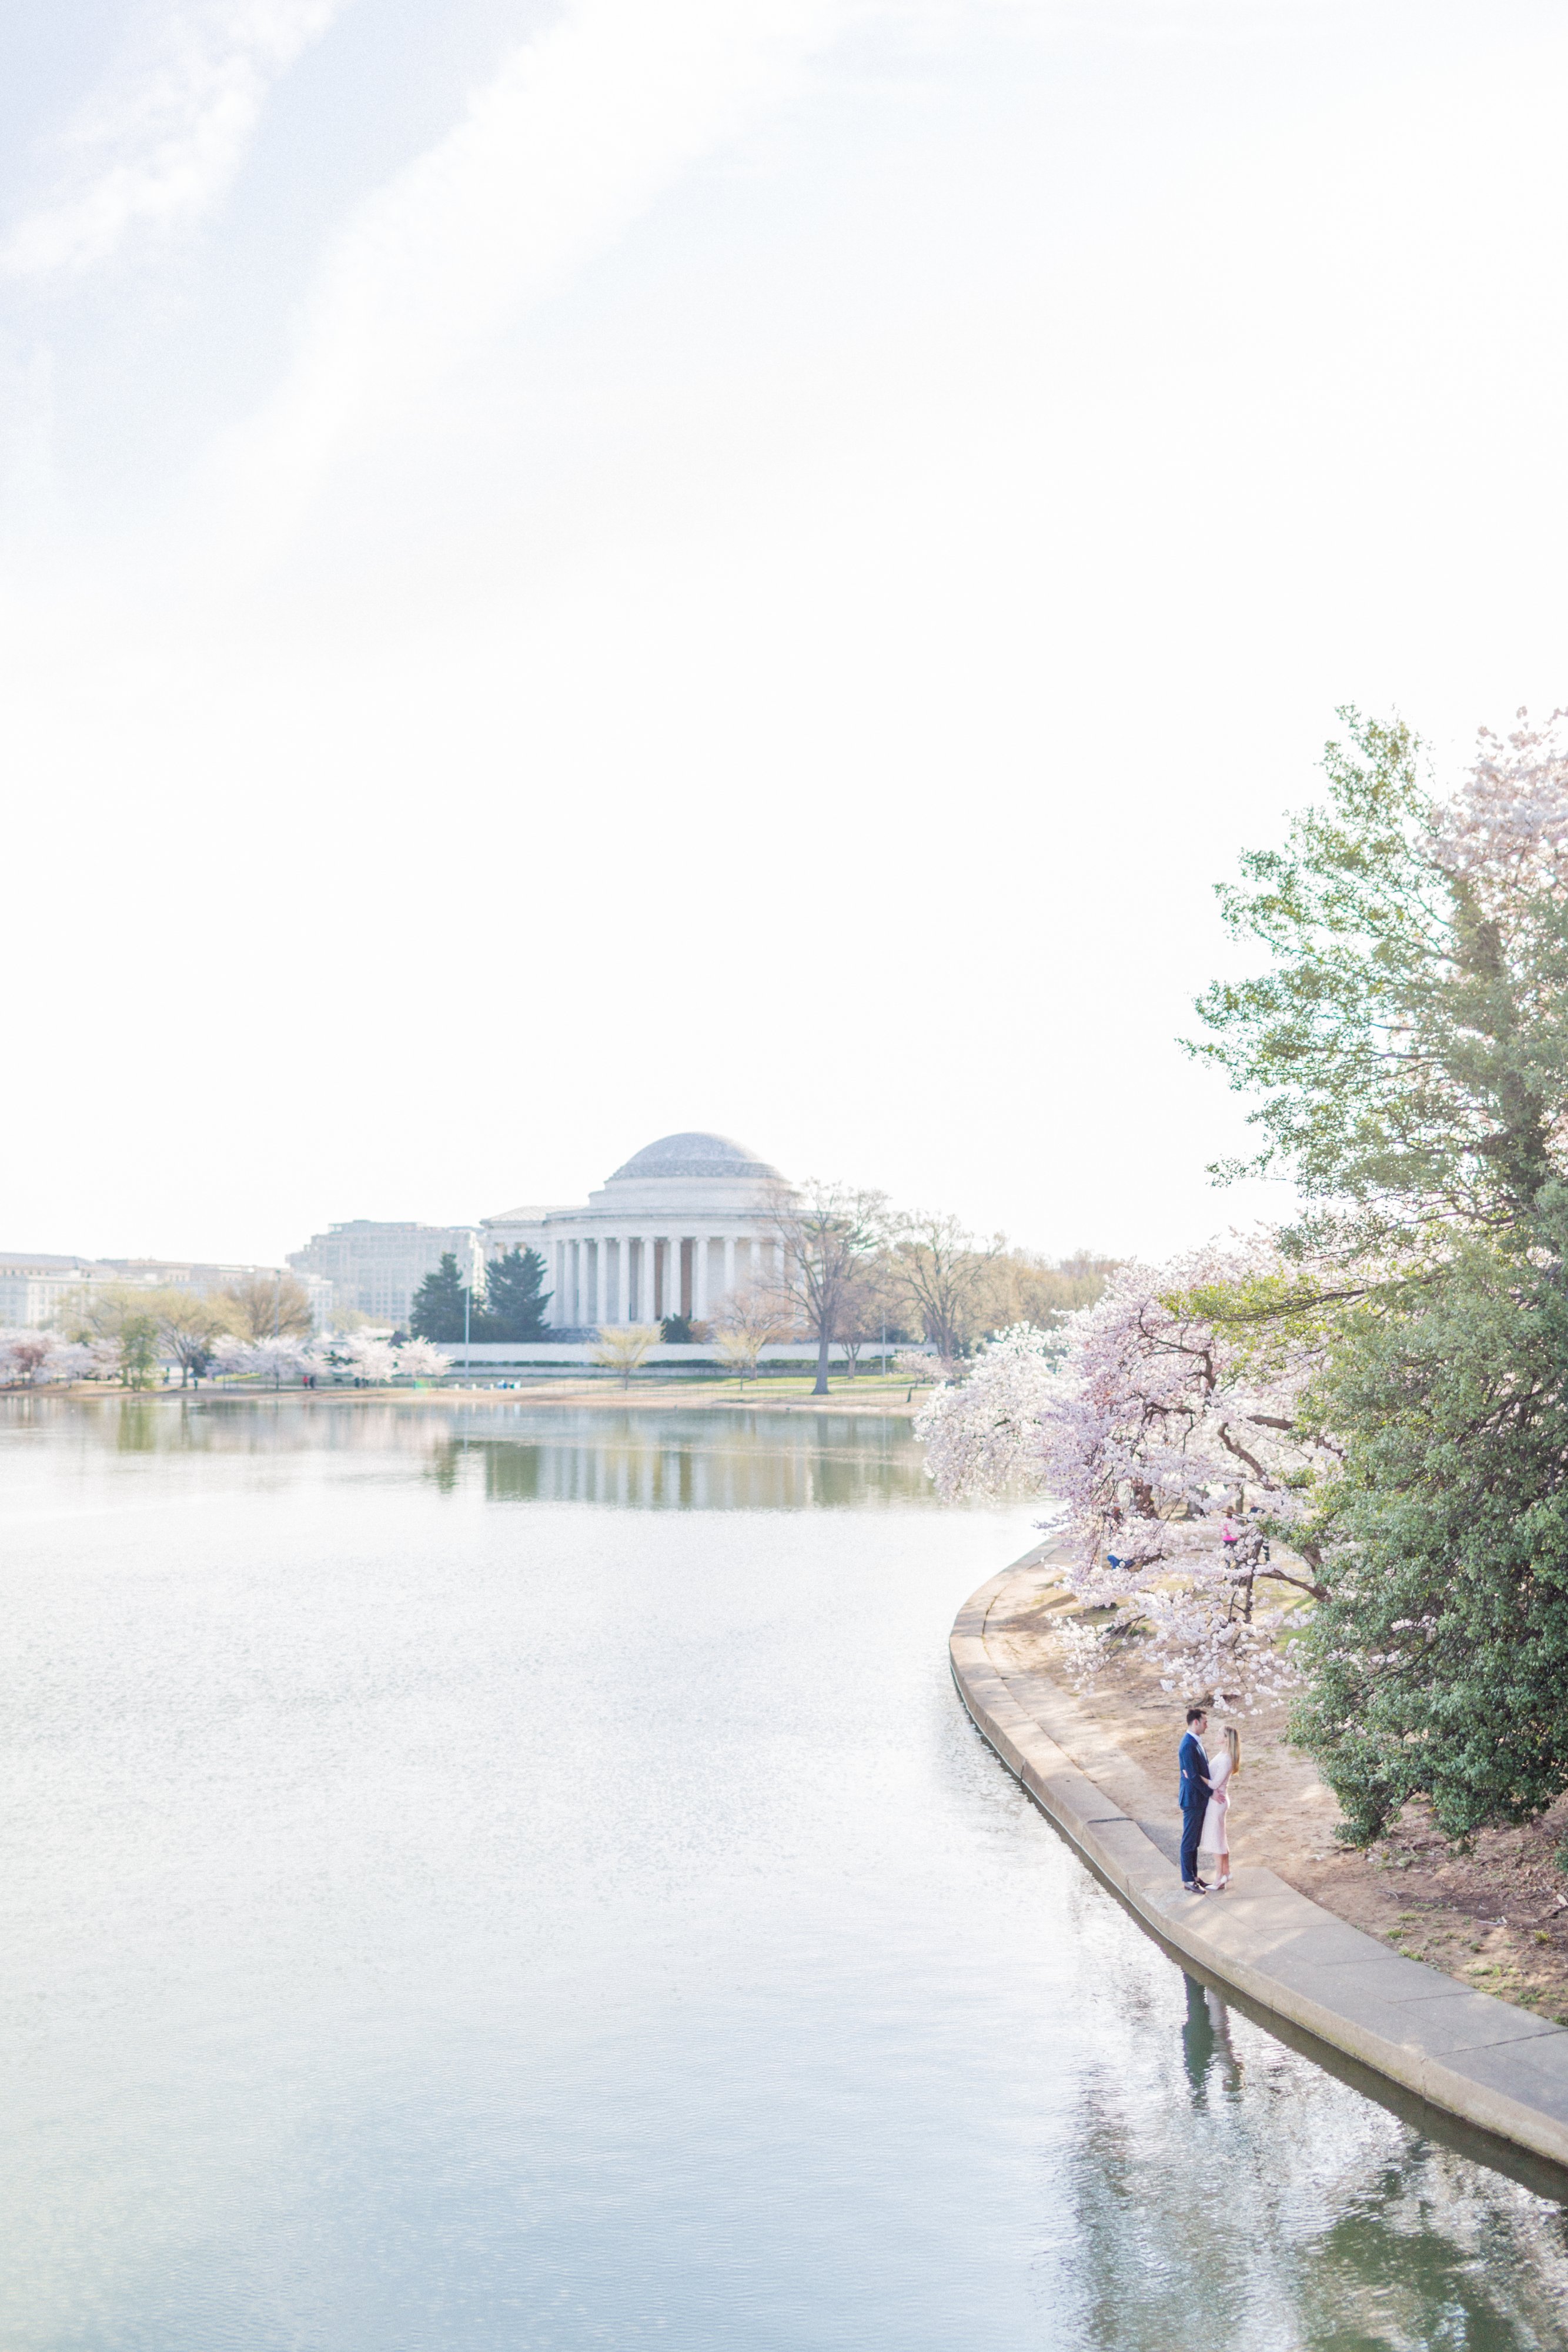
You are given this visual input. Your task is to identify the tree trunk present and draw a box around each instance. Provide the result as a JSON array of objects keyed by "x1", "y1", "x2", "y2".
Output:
[{"x1": 814, "y1": 1323, "x2": 831, "y2": 1396}]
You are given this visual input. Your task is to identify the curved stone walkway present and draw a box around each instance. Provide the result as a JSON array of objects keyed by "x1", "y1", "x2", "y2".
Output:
[{"x1": 952, "y1": 1556, "x2": 1568, "y2": 2173}]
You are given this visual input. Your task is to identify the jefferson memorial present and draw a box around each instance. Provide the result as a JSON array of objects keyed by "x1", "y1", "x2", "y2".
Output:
[{"x1": 482, "y1": 1132, "x2": 791, "y2": 1330}]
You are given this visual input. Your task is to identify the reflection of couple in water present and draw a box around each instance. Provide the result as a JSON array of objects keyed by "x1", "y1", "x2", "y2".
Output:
[
  {"x1": 1182, "y1": 1973, "x2": 1241, "y2": 2102},
  {"x1": 1178, "y1": 1706, "x2": 1239, "y2": 1893}
]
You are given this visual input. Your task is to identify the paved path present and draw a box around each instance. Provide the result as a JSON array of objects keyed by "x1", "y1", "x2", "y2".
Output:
[{"x1": 952, "y1": 1555, "x2": 1568, "y2": 2173}]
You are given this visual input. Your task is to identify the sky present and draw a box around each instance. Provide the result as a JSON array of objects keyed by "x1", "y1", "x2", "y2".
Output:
[{"x1": 6, "y1": 0, "x2": 1568, "y2": 1267}]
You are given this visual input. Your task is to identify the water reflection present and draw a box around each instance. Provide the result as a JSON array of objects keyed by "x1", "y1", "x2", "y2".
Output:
[
  {"x1": 1181, "y1": 1972, "x2": 1241, "y2": 2106},
  {"x1": 1062, "y1": 1970, "x2": 1568, "y2": 2350},
  {"x1": 4, "y1": 1398, "x2": 1567, "y2": 2351},
  {"x1": 0, "y1": 1395, "x2": 934, "y2": 1508},
  {"x1": 469, "y1": 1410, "x2": 927, "y2": 1509}
]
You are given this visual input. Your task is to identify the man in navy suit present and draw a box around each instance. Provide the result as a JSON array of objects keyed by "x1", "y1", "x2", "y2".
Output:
[{"x1": 1179, "y1": 1706, "x2": 1212, "y2": 1892}]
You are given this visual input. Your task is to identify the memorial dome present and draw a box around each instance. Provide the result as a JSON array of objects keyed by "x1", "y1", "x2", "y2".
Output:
[{"x1": 607, "y1": 1132, "x2": 781, "y2": 1185}]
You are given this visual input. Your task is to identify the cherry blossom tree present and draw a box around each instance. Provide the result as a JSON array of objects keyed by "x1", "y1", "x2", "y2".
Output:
[
  {"x1": 917, "y1": 1247, "x2": 1340, "y2": 1707},
  {"x1": 393, "y1": 1338, "x2": 451, "y2": 1381},
  {"x1": 915, "y1": 1325, "x2": 1060, "y2": 1499},
  {"x1": 1039, "y1": 1247, "x2": 1338, "y2": 1706},
  {"x1": 338, "y1": 1332, "x2": 397, "y2": 1385},
  {"x1": 0, "y1": 1331, "x2": 95, "y2": 1385},
  {"x1": 215, "y1": 1335, "x2": 312, "y2": 1387}
]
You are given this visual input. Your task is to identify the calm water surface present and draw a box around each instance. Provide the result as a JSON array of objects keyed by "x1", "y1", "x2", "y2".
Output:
[{"x1": 4, "y1": 1396, "x2": 1568, "y2": 2350}]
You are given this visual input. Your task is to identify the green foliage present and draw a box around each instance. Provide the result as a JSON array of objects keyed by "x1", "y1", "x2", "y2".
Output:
[
  {"x1": 1196, "y1": 707, "x2": 1568, "y2": 1840},
  {"x1": 1291, "y1": 1250, "x2": 1568, "y2": 1843},
  {"x1": 1189, "y1": 707, "x2": 1568, "y2": 1254},
  {"x1": 409, "y1": 1253, "x2": 470, "y2": 1344},
  {"x1": 118, "y1": 1314, "x2": 160, "y2": 1388},
  {"x1": 472, "y1": 1248, "x2": 551, "y2": 1341}
]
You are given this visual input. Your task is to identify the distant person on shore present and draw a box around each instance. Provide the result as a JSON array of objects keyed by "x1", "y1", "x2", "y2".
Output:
[
  {"x1": 1179, "y1": 1707, "x2": 1212, "y2": 1892},
  {"x1": 1199, "y1": 1725, "x2": 1239, "y2": 1891}
]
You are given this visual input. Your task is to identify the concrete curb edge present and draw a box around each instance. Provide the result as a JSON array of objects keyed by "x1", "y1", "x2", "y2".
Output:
[{"x1": 951, "y1": 1563, "x2": 1568, "y2": 2174}]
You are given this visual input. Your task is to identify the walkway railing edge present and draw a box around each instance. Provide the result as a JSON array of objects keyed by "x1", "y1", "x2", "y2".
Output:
[{"x1": 950, "y1": 1564, "x2": 1568, "y2": 2174}]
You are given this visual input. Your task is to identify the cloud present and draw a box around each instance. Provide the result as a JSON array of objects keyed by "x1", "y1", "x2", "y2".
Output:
[
  {"x1": 212, "y1": 0, "x2": 854, "y2": 543},
  {"x1": 3, "y1": 0, "x2": 349, "y2": 280}
]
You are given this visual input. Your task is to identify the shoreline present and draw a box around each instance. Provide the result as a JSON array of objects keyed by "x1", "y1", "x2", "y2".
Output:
[
  {"x1": 22, "y1": 1379, "x2": 924, "y2": 1418},
  {"x1": 951, "y1": 1552, "x2": 1568, "y2": 2175}
]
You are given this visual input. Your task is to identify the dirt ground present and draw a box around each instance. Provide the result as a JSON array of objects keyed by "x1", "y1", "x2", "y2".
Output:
[{"x1": 988, "y1": 1563, "x2": 1568, "y2": 2029}]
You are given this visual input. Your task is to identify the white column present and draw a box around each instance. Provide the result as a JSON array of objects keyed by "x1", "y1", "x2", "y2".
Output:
[
  {"x1": 553, "y1": 1240, "x2": 566, "y2": 1328},
  {"x1": 693, "y1": 1232, "x2": 708, "y2": 1321},
  {"x1": 723, "y1": 1234, "x2": 736, "y2": 1303},
  {"x1": 642, "y1": 1237, "x2": 656, "y2": 1322}
]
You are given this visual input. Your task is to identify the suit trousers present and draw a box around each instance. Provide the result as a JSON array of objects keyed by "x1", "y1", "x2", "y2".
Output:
[{"x1": 1180, "y1": 1800, "x2": 1206, "y2": 1886}]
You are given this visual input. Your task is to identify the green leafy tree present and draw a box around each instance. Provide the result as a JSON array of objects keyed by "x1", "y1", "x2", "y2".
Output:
[
  {"x1": 1196, "y1": 706, "x2": 1568, "y2": 1839},
  {"x1": 472, "y1": 1248, "x2": 551, "y2": 1340},
  {"x1": 118, "y1": 1313, "x2": 161, "y2": 1388},
  {"x1": 1292, "y1": 1248, "x2": 1568, "y2": 1843},
  {"x1": 1191, "y1": 707, "x2": 1568, "y2": 1257},
  {"x1": 409, "y1": 1253, "x2": 471, "y2": 1344}
]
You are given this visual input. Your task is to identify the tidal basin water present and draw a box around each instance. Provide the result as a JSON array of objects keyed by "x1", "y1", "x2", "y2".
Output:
[{"x1": 5, "y1": 1398, "x2": 1568, "y2": 2350}]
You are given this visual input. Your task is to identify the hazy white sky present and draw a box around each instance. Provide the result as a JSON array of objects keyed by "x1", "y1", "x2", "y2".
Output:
[{"x1": 5, "y1": 0, "x2": 1568, "y2": 1264}]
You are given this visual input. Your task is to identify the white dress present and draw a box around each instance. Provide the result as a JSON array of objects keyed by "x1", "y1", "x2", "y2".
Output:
[{"x1": 1198, "y1": 1746, "x2": 1233, "y2": 1856}]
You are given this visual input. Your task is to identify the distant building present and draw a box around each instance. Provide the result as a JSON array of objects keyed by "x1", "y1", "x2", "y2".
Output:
[
  {"x1": 482, "y1": 1131, "x2": 789, "y2": 1330},
  {"x1": 95, "y1": 1259, "x2": 335, "y2": 1333},
  {"x1": 0, "y1": 1253, "x2": 107, "y2": 1329},
  {"x1": 0, "y1": 1253, "x2": 333, "y2": 1331},
  {"x1": 287, "y1": 1222, "x2": 482, "y2": 1329}
]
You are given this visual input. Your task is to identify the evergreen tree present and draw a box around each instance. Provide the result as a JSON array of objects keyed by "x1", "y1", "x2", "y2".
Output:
[
  {"x1": 473, "y1": 1248, "x2": 551, "y2": 1340},
  {"x1": 1293, "y1": 1248, "x2": 1568, "y2": 1843},
  {"x1": 409, "y1": 1253, "x2": 471, "y2": 1344}
]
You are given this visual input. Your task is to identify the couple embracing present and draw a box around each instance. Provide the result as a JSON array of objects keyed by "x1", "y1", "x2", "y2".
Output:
[{"x1": 1178, "y1": 1705, "x2": 1239, "y2": 1893}]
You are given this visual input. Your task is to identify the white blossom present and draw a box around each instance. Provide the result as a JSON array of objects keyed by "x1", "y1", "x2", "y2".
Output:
[
  {"x1": 915, "y1": 1244, "x2": 1335, "y2": 1707},
  {"x1": 0, "y1": 1330, "x2": 95, "y2": 1385},
  {"x1": 914, "y1": 1324, "x2": 1061, "y2": 1499}
]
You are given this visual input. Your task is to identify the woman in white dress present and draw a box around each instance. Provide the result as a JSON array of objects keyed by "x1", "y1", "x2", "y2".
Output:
[{"x1": 1198, "y1": 1725, "x2": 1239, "y2": 1890}]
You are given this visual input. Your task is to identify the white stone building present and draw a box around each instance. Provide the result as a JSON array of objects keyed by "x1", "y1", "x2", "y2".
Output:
[
  {"x1": 482, "y1": 1132, "x2": 791, "y2": 1330},
  {"x1": 0, "y1": 1254, "x2": 106, "y2": 1329}
]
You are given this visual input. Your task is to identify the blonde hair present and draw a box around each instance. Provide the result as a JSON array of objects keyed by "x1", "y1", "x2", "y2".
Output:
[{"x1": 1225, "y1": 1725, "x2": 1241, "y2": 1776}]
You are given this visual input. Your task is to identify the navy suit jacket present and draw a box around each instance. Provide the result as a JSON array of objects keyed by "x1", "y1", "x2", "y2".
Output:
[{"x1": 1178, "y1": 1732, "x2": 1211, "y2": 1812}]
